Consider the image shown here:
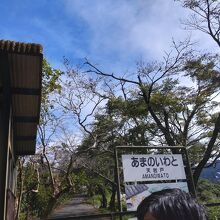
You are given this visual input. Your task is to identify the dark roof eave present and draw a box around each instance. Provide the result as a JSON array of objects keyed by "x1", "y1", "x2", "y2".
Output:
[{"x1": 0, "y1": 40, "x2": 43, "y2": 156}]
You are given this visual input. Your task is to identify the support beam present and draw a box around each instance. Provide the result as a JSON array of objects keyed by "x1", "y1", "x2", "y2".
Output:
[
  {"x1": 0, "y1": 86, "x2": 41, "y2": 96},
  {"x1": 0, "y1": 52, "x2": 11, "y2": 220},
  {"x1": 15, "y1": 136, "x2": 36, "y2": 141},
  {"x1": 13, "y1": 116, "x2": 38, "y2": 123},
  {"x1": 11, "y1": 87, "x2": 40, "y2": 95}
]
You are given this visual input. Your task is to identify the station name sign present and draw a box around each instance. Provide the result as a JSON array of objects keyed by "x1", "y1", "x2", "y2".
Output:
[{"x1": 122, "y1": 154, "x2": 186, "y2": 182}]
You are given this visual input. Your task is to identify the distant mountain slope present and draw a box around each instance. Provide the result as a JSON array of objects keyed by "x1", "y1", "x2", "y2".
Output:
[{"x1": 200, "y1": 161, "x2": 220, "y2": 182}]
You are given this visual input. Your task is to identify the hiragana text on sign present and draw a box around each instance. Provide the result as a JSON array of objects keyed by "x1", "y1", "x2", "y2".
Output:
[
  {"x1": 122, "y1": 154, "x2": 186, "y2": 182},
  {"x1": 131, "y1": 156, "x2": 178, "y2": 167}
]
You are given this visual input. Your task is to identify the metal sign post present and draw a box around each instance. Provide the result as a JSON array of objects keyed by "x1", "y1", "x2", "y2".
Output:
[{"x1": 114, "y1": 147, "x2": 122, "y2": 213}]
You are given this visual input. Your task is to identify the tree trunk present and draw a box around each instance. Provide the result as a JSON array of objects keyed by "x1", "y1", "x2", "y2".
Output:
[
  {"x1": 193, "y1": 113, "x2": 220, "y2": 187},
  {"x1": 109, "y1": 184, "x2": 116, "y2": 211},
  {"x1": 43, "y1": 196, "x2": 57, "y2": 218},
  {"x1": 15, "y1": 159, "x2": 24, "y2": 220},
  {"x1": 98, "y1": 186, "x2": 107, "y2": 208},
  {"x1": 15, "y1": 185, "x2": 23, "y2": 220}
]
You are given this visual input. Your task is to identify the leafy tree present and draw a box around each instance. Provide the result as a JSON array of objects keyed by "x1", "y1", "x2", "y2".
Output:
[
  {"x1": 16, "y1": 60, "x2": 80, "y2": 219},
  {"x1": 180, "y1": 0, "x2": 220, "y2": 47},
  {"x1": 64, "y1": 0, "x2": 220, "y2": 189},
  {"x1": 178, "y1": 0, "x2": 220, "y2": 186},
  {"x1": 81, "y1": 49, "x2": 220, "y2": 187}
]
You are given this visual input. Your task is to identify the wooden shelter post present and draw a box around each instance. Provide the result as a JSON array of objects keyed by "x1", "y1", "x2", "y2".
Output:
[{"x1": 0, "y1": 52, "x2": 11, "y2": 220}]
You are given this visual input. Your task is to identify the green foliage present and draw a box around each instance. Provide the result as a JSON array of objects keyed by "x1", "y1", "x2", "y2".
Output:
[
  {"x1": 197, "y1": 179, "x2": 220, "y2": 203},
  {"x1": 107, "y1": 96, "x2": 147, "y2": 118},
  {"x1": 72, "y1": 170, "x2": 90, "y2": 193},
  {"x1": 22, "y1": 163, "x2": 38, "y2": 191},
  {"x1": 29, "y1": 185, "x2": 52, "y2": 217},
  {"x1": 19, "y1": 162, "x2": 77, "y2": 218},
  {"x1": 87, "y1": 192, "x2": 110, "y2": 210},
  {"x1": 207, "y1": 207, "x2": 220, "y2": 220},
  {"x1": 197, "y1": 179, "x2": 220, "y2": 220},
  {"x1": 41, "y1": 59, "x2": 63, "y2": 113},
  {"x1": 42, "y1": 59, "x2": 63, "y2": 95},
  {"x1": 188, "y1": 143, "x2": 206, "y2": 166},
  {"x1": 18, "y1": 166, "x2": 51, "y2": 218}
]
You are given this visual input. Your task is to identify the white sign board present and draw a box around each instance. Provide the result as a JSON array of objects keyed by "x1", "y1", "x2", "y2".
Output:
[{"x1": 122, "y1": 154, "x2": 186, "y2": 182}]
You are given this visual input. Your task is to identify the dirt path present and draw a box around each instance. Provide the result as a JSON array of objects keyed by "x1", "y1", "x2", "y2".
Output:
[{"x1": 47, "y1": 195, "x2": 110, "y2": 220}]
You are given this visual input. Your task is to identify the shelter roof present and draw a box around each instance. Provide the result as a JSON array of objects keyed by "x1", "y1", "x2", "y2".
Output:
[{"x1": 0, "y1": 40, "x2": 43, "y2": 155}]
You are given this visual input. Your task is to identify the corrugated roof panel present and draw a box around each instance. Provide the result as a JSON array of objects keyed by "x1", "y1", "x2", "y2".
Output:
[
  {"x1": 15, "y1": 123, "x2": 37, "y2": 136},
  {"x1": 9, "y1": 54, "x2": 41, "y2": 89},
  {"x1": 12, "y1": 95, "x2": 39, "y2": 117},
  {"x1": 15, "y1": 140, "x2": 36, "y2": 155},
  {"x1": 0, "y1": 40, "x2": 42, "y2": 54},
  {"x1": 1, "y1": 40, "x2": 43, "y2": 156}
]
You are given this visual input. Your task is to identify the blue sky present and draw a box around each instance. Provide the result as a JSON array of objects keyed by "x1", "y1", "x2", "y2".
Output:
[{"x1": 0, "y1": 0, "x2": 217, "y2": 73}]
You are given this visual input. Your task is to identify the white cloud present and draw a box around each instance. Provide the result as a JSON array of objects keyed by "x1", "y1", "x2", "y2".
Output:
[
  {"x1": 64, "y1": 1, "x2": 184, "y2": 58},
  {"x1": 63, "y1": 0, "x2": 219, "y2": 73}
]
